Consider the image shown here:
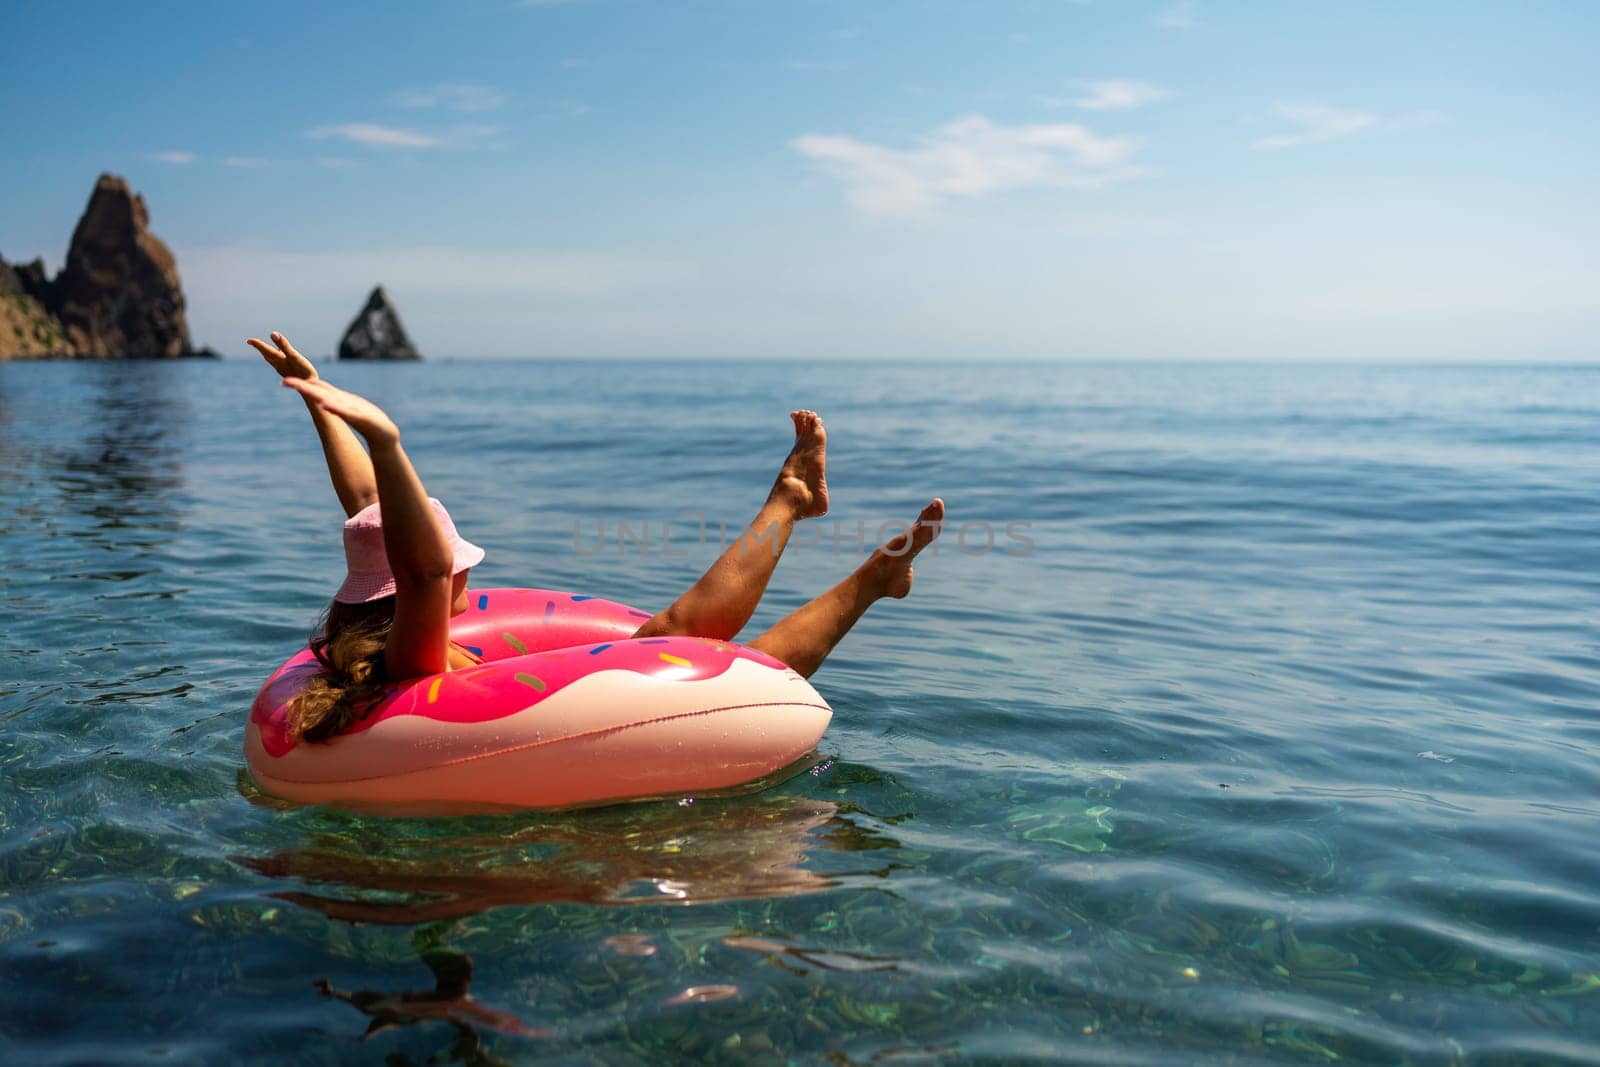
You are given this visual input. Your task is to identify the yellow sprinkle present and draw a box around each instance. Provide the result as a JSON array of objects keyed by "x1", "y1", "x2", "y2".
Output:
[
  {"x1": 427, "y1": 677, "x2": 443, "y2": 703},
  {"x1": 659, "y1": 652, "x2": 691, "y2": 668},
  {"x1": 503, "y1": 632, "x2": 528, "y2": 655},
  {"x1": 514, "y1": 672, "x2": 546, "y2": 691}
]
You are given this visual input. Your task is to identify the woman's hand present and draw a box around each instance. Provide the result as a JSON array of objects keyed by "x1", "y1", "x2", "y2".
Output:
[
  {"x1": 264, "y1": 338, "x2": 380, "y2": 518},
  {"x1": 283, "y1": 378, "x2": 400, "y2": 449},
  {"x1": 248, "y1": 332, "x2": 319, "y2": 381}
]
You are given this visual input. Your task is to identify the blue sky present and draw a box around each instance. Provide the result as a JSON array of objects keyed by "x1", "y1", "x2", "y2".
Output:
[{"x1": 4, "y1": 1, "x2": 1596, "y2": 359}]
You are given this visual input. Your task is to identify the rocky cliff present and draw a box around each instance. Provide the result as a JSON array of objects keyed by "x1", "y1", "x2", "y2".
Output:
[
  {"x1": 338, "y1": 285, "x2": 421, "y2": 360},
  {"x1": 1, "y1": 174, "x2": 204, "y2": 360},
  {"x1": 0, "y1": 257, "x2": 73, "y2": 357}
]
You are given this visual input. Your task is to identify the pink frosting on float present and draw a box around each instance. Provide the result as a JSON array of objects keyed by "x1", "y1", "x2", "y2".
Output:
[{"x1": 250, "y1": 589, "x2": 790, "y2": 759}]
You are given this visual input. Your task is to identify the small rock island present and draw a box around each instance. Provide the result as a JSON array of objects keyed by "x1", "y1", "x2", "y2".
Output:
[
  {"x1": 0, "y1": 173, "x2": 212, "y2": 360},
  {"x1": 338, "y1": 286, "x2": 421, "y2": 361}
]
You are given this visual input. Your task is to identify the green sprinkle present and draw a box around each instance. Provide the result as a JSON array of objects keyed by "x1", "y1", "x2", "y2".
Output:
[{"x1": 514, "y1": 672, "x2": 546, "y2": 691}]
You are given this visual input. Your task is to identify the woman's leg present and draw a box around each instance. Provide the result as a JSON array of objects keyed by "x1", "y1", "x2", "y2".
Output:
[
  {"x1": 633, "y1": 411, "x2": 829, "y2": 642},
  {"x1": 749, "y1": 499, "x2": 943, "y2": 678}
]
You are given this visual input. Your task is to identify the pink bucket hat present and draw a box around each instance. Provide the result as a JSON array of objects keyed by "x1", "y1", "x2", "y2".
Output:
[{"x1": 335, "y1": 498, "x2": 486, "y2": 604}]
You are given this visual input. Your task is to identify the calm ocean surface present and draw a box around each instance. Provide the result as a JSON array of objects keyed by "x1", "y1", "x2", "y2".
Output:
[{"x1": 2, "y1": 359, "x2": 1598, "y2": 1065}]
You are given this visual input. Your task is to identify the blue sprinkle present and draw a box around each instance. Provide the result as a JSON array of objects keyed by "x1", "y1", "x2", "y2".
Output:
[
  {"x1": 589, "y1": 643, "x2": 612, "y2": 655},
  {"x1": 544, "y1": 600, "x2": 555, "y2": 621},
  {"x1": 477, "y1": 594, "x2": 488, "y2": 611},
  {"x1": 571, "y1": 595, "x2": 595, "y2": 602},
  {"x1": 465, "y1": 645, "x2": 483, "y2": 657}
]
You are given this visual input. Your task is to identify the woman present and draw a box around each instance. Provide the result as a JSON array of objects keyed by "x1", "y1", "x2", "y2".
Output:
[{"x1": 248, "y1": 331, "x2": 944, "y2": 744}]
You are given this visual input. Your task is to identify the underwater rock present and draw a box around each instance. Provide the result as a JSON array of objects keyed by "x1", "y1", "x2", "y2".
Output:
[{"x1": 337, "y1": 285, "x2": 421, "y2": 361}]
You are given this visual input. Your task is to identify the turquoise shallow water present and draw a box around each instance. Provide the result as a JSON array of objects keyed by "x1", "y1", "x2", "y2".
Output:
[{"x1": 2, "y1": 359, "x2": 1598, "y2": 1064}]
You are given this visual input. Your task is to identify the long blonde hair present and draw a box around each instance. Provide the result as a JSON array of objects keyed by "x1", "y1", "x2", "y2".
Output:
[{"x1": 285, "y1": 596, "x2": 397, "y2": 742}]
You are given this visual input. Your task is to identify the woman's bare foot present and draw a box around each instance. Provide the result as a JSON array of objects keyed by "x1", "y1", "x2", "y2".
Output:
[
  {"x1": 871, "y1": 498, "x2": 944, "y2": 599},
  {"x1": 746, "y1": 497, "x2": 946, "y2": 677},
  {"x1": 631, "y1": 411, "x2": 826, "y2": 641},
  {"x1": 769, "y1": 410, "x2": 829, "y2": 518}
]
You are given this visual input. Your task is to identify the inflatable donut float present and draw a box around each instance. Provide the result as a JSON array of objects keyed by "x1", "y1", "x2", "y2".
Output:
[{"x1": 246, "y1": 589, "x2": 833, "y2": 813}]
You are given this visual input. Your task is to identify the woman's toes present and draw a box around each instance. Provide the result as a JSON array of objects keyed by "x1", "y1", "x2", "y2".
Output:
[{"x1": 773, "y1": 410, "x2": 828, "y2": 518}]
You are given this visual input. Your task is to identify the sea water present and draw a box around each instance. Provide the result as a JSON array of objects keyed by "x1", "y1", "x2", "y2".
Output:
[{"x1": 1, "y1": 359, "x2": 1597, "y2": 1064}]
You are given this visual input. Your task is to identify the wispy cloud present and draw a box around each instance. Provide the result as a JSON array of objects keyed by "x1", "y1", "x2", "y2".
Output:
[
  {"x1": 1153, "y1": 0, "x2": 1199, "y2": 30},
  {"x1": 1056, "y1": 80, "x2": 1171, "y2": 111},
  {"x1": 316, "y1": 157, "x2": 357, "y2": 170},
  {"x1": 786, "y1": 59, "x2": 847, "y2": 73},
  {"x1": 793, "y1": 114, "x2": 1144, "y2": 216},
  {"x1": 310, "y1": 123, "x2": 441, "y2": 148},
  {"x1": 151, "y1": 151, "x2": 197, "y2": 165},
  {"x1": 449, "y1": 124, "x2": 504, "y2": 144},
  {"x1": 309, "y1": 121, "x2": 506, "y2": 150},
  {"x1": 1253, "y1": 103, "x2": 1445, "y2": 150},
  {"x1": 394, "y1": 83, "x2": 506, "y2": 112},
  {"x1": 1390, "y1": 110, "x2": 1449, "y2": 132},
  {"x1": 223, "y1": 156, "x2": 269, "y2": 168},
  {"x1": 180, "y1": 245, "x2": 691, "y2": 298},
  {"x1": 533, "y1": 98, "x2": 590, "y2": 117}
]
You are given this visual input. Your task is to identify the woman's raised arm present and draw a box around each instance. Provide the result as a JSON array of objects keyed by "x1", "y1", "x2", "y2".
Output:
[
  {"x1": 283, "y1": 377, "x2": 454, "y2": 679},
  {"x1": 249, "y1": 332, "x2": 378, "y2": 518}
]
